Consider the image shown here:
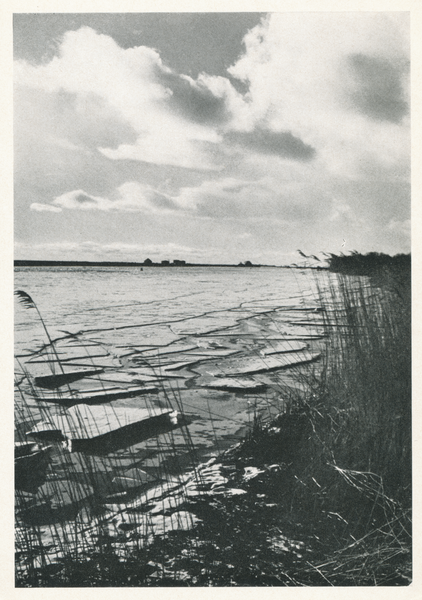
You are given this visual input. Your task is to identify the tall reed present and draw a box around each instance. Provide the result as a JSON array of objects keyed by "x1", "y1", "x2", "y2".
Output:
[
  {"x1": 311, "y1": 270, "x2": 411, "y2": 498},
  {"x1": 286, "y1": 267, "x2": 412, "y2": 584}
]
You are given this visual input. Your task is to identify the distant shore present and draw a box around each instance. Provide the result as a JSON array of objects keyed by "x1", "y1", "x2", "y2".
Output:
[
  {"x1": 14, "y1": 259, "x2": 327, "y2": 270},
  {"x1": 14, "y1": 259, "x2": 262, "y2": 268},
  {"x1": 15, "y1": 252, "x2": 409, "y2": 273}
]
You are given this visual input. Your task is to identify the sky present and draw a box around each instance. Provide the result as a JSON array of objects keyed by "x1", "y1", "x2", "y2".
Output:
[{"x1": 14, "y1": 12, "x2": 410, "y2": 265}]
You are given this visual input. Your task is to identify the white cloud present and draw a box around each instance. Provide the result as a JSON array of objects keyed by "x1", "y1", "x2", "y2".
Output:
[
  {"x1": 228, "y1": 12, "x2": 409, "y2": 177},
  {"x1": 15, "y1": 16, "x2": 409, "y2": 177},
  {"x1": 53, "y1": 190, "x2": 109, "y2": 211},
  {"x1": 15, "y1": 26, "x2": 239, "y2": 171},
  {"x1": 52, "y1": 183, "x2": 180, "y2": 214},
  {"x1": 42, "y1": 173, "x2": 327, "y2": 224},
  {"x1": 14, "y1": 15, "x2": 410, "y2": 261},
  {"x1": 99, "y1": 134, "x2": 222, "y2": 171},
  {"x1": 30, "y1": 203, "x2": 62, "y2": 213}
]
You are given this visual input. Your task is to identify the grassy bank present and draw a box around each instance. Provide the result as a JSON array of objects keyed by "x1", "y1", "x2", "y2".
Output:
[
  {"x1": 221, "y1": 262, "x2": 412, "y2": 585},
  {"x1": 15, "y1": 261, "x2": 411, "y2": 586}
]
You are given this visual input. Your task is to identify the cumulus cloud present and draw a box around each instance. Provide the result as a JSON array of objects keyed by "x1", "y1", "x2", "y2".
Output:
[
  {"x1": 51, "y1": 183, "x2": 180, "y2": 214},
  {"x1": 99, "y1": 136, "x2": 222, "y2": 171},
  {"x1": 43, "y1": 173, "x2": 328, "y2": 224},
  {"x1": 228, "y1": 12, "x2": 409, "y2": 176},
  {"x1": 15, "y1": 16, "x2": 409, "y2": 176},
  {"x1": 15, "y1": 26, "x2": 240, "y2": 170},
  {"x1": 15, "y1": 14, "x2": 410, "y2": 261},
  {"x1": 225, "y1": 128, "x2": 316, "y2": 160},
  {"x1": 160, "y1": 71, "x2": 231, "y2": 126},
  {"x1": 30, "y1": 203, "x2": 62, "y2": 213}
]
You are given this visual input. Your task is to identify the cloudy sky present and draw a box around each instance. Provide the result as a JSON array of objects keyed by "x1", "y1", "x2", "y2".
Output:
[{"x1": 14, "y1": 12, "x2": 410, "y2": 265}]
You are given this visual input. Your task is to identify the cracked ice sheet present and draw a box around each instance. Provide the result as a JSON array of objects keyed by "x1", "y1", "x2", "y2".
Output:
[
  {"x1": 119, "y1": 366, "x2": 184, "y2": 379},
  {"x1": 195, "y1": 376, "x2": 267, "y2": 392},
  {"x1": 21, "y1": 358, "x2": 121, "y2": 380},
  {"x1": 128, "y1": 360, "x2": 201, "y2": 376},
  {"x1": 82, "y1": 326, "x2": 181, "y2": 349},
  {"x1": 86, "y1": 371, "x2": 161, "y2": 385},
  {"x1": 136, "y1": 344, "x2": 200, "y2": 357},
  {"x1": 200, "y1": 324, "x2": 324, "y2": 340},
  {"x1": 252, "y1": 324, "x2": 325, "y2": 339},
  {"x1": 243, "y1": 316, "x2": 325, "y2": 334},
  {"x1": 254, "y1": 340, "x2": 307, "y2": 354},
  {"x1": 183, "y1": 348, "x2": 241, "y2": 359},
  {"x1": 194, "y1": 350, "x2": 321, "y2": 377},
  {"x1": 169, "y1": 310, "x2": 249, "y2": 333},
  {"x1": 239, "y1": 295, "x2": 318, "y2": 310},
  {"x1": 166, "y1": 388, "x2": 284, "y2": 450},
  {"x1": 26, "y1": 349, "x2": 110, "y2": 364}
]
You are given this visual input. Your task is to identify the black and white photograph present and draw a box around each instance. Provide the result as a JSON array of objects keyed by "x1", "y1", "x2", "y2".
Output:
[{"x1": 11, "y1": 5, "x2": 413, "y2": 588}]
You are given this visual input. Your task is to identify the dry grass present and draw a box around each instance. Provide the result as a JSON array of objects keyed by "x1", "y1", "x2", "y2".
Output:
[{"x1": 287, "y1": 267, "x2": 411, "y2": 584}]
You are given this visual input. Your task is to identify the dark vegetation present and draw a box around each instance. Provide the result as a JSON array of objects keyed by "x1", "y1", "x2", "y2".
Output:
[
  {"x1": 15, "y1": 253, "x2": 411, "y2": 586},
  {"x1": 326, "y1": 251, "x2": 410, "y2": 277}
]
